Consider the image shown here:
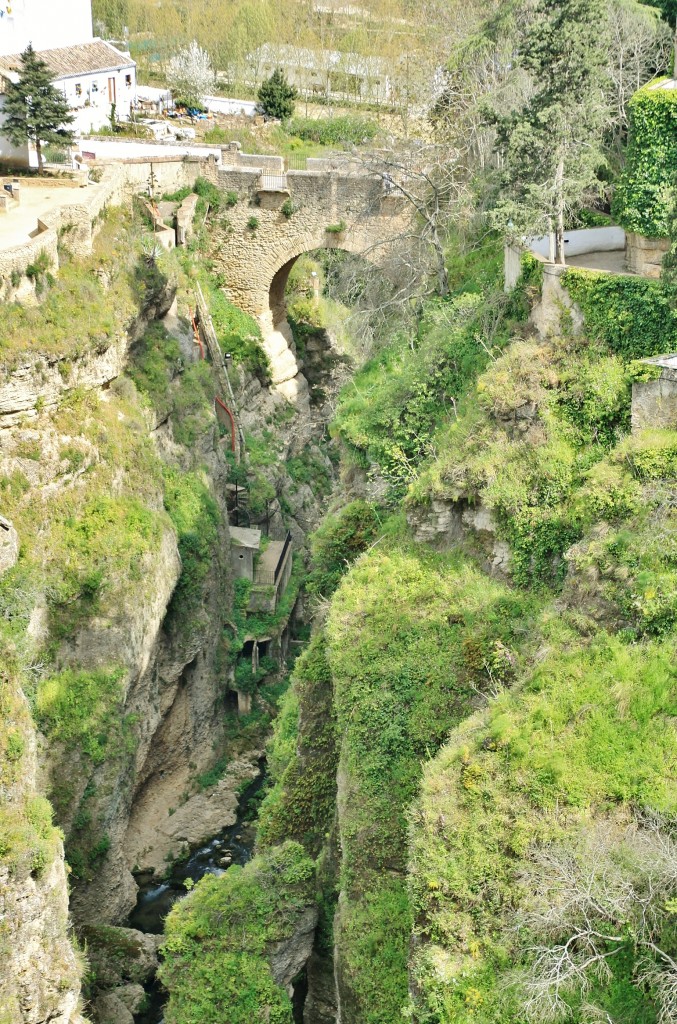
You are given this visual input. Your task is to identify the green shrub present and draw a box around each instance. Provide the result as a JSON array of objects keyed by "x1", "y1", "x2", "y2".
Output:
[
  {"x1": 127, "y1": 322, "x2": 181, "y2": 421},
  {"x1": 193, "y1": 176, "x2": 222, "y2": 214},
  {"x1": 163, "y1": 468, "x2": 221, "y2": 631},
  {"x1": 161, "y1": 186, "x2": 193, "y2": 203},
  {"x1": 325, "y1": 219, "x2": 346, "y2": 234},
  {"x1": 34, "y1": 667, "x2": 126, "y2": 764},
  {"x1": 247, "y1": 215, "x2": 260, "y2": 230},
  {"x1": 256, "y1": 635, "x2": 338, "y2": 856},
  {"x1": 171, "y1": 361, "x2": 218, "y2": 447},
  {"x1": 307, "y1": 500, "x2": 381, "y2": 598},
  {"x1": 206, "y1": 285, "x2": 270, "y2": 381},
  {"x1": 613, "y1": 78, "x2": 677, "y2": 237},
  {"x1": 286, "y1": 115, "x2": 378, "y2": 145},
  {"x1": 334, "y1": 293, "x2": 493, "y2": 495},
  {"x1": 562, "y1": 268, "x2": 677, "y2": 359},
  {"x1": 160, "y1": 841, "x2": 315, "y2": 1024},
  {"x1": 280, "y1": 197, "x2": 294, "y2": 218}
]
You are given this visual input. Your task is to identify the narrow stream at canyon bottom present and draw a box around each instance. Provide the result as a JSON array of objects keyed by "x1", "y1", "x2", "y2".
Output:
[{"x1": 128, "y1": 764, "x2": 268, "y2": 1023}]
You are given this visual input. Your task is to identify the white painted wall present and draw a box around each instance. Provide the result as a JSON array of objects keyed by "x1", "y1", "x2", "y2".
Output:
[
  {"x1": 59, "y1": 64, "x2": 137, "y2": 133},
  {"x1": 0, "y1": 94, "x2": 32, "y2": 165},
  {"x1": 527, "y1": 226, "x2": 626, "y2": 258},
  {"x1": 79, "y1": 138, "x2": 223, "y2": 162},
  {"x1": 206, "y1": 95, "x2": 256, "y2": 117},
  {"x1": 0, "y1": 0, "x2": 93, "y2": 56}
]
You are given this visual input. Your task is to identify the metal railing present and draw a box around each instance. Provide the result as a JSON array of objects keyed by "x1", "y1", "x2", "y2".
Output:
[
  {"x1": 274, "y1": 531, "x2": 293, "y2": 584},
  {"x1": 258, "y1": 172, "x2": 289, "y2": 192},
  {"x1": 194, "y1": 282, "x2": 246, "y2": 459},
  {"x1": 286, "y1": 154, "x2": 308, "y2": 172}
]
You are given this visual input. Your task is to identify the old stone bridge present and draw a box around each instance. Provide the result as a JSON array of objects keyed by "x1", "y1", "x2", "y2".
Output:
[{"x1": 204, "y1": 144, "x2": 410, "y2": 403}]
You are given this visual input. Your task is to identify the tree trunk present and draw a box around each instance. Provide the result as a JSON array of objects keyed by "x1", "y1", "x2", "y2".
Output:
[
  {"x1": 554, "y1": 154, "x2": 565, "y2": 265},
  {"x1": 35, "y1": 137, "x2": 43, "y2": 173},
  {"x1": 434, "y1": 235, "x2": 449, "y2": 297}
]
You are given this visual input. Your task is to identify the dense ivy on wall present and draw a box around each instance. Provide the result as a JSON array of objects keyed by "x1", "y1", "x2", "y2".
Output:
[
  {"x1": 613, "y1": 79, "x2": 677, "y2": 237},
  {"x1": 562, "y1": 268, "x2": 677, "y2": 359}
]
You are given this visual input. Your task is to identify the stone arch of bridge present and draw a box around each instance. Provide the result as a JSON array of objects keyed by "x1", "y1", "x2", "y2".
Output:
[
  {"x1": 267, "y1": 237, "x2": 372, "y2": 331},
  {"x1": 258, "y1": 236, "x2": 380, "y2": 407}
]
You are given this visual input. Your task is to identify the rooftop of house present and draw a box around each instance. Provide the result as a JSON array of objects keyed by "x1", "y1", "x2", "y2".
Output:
[
  {"x1": 0, "y1": 39, "x2": 134, "y2": 82},
  {"x1": 229, "y1": 526, "x2": 262, "y2": 551}
]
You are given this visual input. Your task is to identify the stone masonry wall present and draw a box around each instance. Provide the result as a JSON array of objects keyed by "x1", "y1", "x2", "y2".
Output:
[
  {"x1": 626, "y1": 232, "x2": 671, "y2": 278},
  {"x1": 0, "y1": 156, "x2": 216, "y2": 285},
  {"x1": 210, "y1": 166, "x2": 408, "y2": 319}
]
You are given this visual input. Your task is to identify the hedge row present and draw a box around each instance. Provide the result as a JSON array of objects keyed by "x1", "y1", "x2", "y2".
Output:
[
  {"x1": 563, "y1": 267, "x2": 677, "y2": 359},
  {"x1": 613, "y1": 79, "x2": 677, "y2": 238}
]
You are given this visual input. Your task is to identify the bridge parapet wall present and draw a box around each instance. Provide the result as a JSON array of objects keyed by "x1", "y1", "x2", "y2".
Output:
[
  {"x1": 220, "y1": 145, "x2": 284, "y2": 173},
  {"x1": 209, "y1": 164, "x2": 408, "y2": 323}
]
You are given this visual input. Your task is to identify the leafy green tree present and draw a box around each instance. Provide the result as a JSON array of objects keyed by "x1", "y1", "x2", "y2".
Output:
[
  {"x1": 92, "y1": 0, "x2": 129, "y2": 37},
  {"x1": 2, "y1": 45, "x2": 75, "y2": 171},
  {"x1": 645, "y1": 0, "x2": 677, "y2": 26},
  {"x1": 256, "y1": 67, "x2": 297, "y2": 120},
  {"x1": 493, "y1": 0, "x2": 611, "y2": 263}
]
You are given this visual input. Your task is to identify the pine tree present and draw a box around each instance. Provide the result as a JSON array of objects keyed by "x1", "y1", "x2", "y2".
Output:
[
  {"x1": 256, "y1": 68, "x2": 297, "y2": 121},
  {"x1": 2, "y1": 45, "x2": 75, "y2": 171},
  {"x1": 493, "y1": 0, "x2": 611, "y2": 263}
]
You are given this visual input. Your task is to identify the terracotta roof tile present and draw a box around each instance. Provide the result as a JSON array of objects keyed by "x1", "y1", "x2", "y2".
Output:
[{"x1": 0, "y1": 39, "x2": 134, "y2": 80}]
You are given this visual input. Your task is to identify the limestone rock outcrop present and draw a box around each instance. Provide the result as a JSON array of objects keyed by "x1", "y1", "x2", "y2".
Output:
[
  {"x1": 269, "y1": 905, "x2": 319, "y2": 989},
  {"x1": 0, "y1": 279, "x2": 176, "y2": 426},
  {"x1": 0, "y1": 683, "x2": 84, "y2": 1024},
  {"x1": 0, "y1": 515, "x2": 19, "y2": 574}
]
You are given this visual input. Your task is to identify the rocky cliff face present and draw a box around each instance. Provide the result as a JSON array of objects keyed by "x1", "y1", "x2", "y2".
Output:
[
  {"x1": 0, "y1": 678, "x2": 84, "y2": 1024},
  {"x1": 0, "y1": 254, "x2": 237, "y2": 1017},
  {"x1": 0, "y1": 188, "x2": 348, "y2": 1024}
]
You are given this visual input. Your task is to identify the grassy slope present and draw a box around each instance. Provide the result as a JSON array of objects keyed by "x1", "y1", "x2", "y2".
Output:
[
  {"x1": 276, "y1": 245, "x2": 677, "y2": 1023},
  {"x1": 409, "y1": 629, "x2": 677, "y2": 1024},
  {"x1": 325, "y1": 541, "x2": 537, "y2": 1022}
]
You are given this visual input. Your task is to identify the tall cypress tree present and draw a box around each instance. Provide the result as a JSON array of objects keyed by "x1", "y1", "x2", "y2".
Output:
[
  {"x1": 2, "y1": 45, "x2": 75, "y2": 171},
  {"x1": 494, "y1": 0, "x2": 610, "y2": 263}
]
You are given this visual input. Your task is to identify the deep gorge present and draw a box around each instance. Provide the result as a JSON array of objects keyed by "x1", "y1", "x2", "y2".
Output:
[{"x1": 2, "y1": 40, "x2": 677, "y2": 1022}]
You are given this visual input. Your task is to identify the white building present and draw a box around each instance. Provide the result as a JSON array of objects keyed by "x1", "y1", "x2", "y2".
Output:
[
  {"x1": 249, "y1": 43, "x2": 392, "y2": 104},
  {"x1": 0, "y1": 40, "x2": 136, "y2": 165},
  {"x1": 0, "y1": 0, "x2": 94, "y2": 55}
]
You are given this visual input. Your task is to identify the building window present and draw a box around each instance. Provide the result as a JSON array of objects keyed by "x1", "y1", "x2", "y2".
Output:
[
  {"x1": 75, "y1": 83, "x2": 82, "y2": 97},
  {"x1": 125, "y1": 74, "x2": 132, "y2": 87},
  {"x1": 91, "y1": 81, "x2": 98, "y2": 93}
]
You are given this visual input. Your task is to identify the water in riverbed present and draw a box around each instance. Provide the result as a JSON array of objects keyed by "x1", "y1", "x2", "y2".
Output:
[{"x1": 129, "y1": 765, "x2": 267, "y2": 1021}]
